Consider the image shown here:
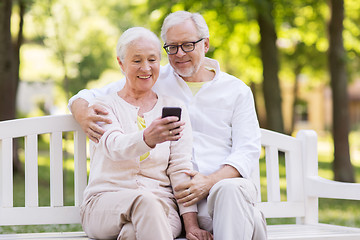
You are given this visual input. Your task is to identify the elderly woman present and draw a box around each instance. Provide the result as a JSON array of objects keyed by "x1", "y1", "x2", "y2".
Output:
[{"x1": 80, "y1": 27, "x2": 206, "y2": 240}]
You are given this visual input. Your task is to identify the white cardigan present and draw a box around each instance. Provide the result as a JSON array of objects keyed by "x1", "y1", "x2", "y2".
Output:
[{"x1": 82, "y1": 93, "x2": 197, "y2": 215}]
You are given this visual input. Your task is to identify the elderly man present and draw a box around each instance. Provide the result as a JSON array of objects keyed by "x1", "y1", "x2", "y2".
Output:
[{"x1": 69, "y1": 11, "x2": 267, "y2": 240}]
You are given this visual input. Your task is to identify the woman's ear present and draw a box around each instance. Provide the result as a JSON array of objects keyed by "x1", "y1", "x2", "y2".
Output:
[{"x1": 117, "y1": 57, "x2": 124, "y2": 72}]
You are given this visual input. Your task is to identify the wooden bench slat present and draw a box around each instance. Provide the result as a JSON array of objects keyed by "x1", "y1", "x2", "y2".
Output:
[
  {"x1": 74, "y1": 130, "x2": 87, "y2": 206},
  {"x1": 0, "y1": 138, "x2": 13, "y2": 208},
  {"x1": 261, "y1": 128, "x2": 299, "y2": 152},
  {"x1": 265, "y1": 145, "x2": 281, "y2": 202},
  {"x1": 285, "y1": 149, "x2": 304, "y2": 202},
  {"x1": 25, "y1": 134, "x2": 39, "y2": 207},
  {"x1": 0, "y1": 206, "x2": 81, "y2": 226},
  {"x1": 306, "y1": 176, "x2": 360, "y2": 200},
  {"x1": 0, "y1": 115, "x2": 83, "y2": 139},
  {"x1": 0, "y1": 231, "x2": 87, "y2": 239},
  {"x1": 50, "y1": 131, "x2": 64, "y2": 207},
  {"x1": 256, "y1": 201, "x2": 305, "y2": 218}
]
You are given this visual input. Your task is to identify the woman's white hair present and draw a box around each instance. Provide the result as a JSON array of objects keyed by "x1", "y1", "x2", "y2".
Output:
[
  {"x1": 116, "y1": 27, "x2": 161, "y2": 61},
  {"x1": 161, "y1": 11, "x2": 209, "y2": 43}
]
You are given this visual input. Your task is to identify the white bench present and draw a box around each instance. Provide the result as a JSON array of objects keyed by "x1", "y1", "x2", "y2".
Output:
[{"x1": 0, "y1": 114, "x2": 359, "y2": 240}]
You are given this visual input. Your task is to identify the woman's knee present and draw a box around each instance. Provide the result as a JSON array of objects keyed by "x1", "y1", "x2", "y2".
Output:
[
  {"x1": 133, "y1": 191, "x2": 170, "y2": 216},
  {"x1": 118, "y1": 222, "x2": 136, "y2": 240}
]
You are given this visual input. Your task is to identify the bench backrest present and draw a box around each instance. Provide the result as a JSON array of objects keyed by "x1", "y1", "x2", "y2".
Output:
[
  {"x1": 0, "y1": 114, "x2": 318, "y2": 226},
  {"x1": 0, "y1": 115, "x2": 87, "y2": 225},
  {"x1": 253, "y1": 129, "x2": 317, "y2": 224}
]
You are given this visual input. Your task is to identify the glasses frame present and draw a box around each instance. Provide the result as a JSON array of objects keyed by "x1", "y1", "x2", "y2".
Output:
[{"x1": 163, "y1": 38, "x2": 204, "y2": 55}]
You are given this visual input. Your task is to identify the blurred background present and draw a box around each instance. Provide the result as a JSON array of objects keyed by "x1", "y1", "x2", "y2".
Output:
[
  {"x1": 0, "y1": 0, "x2": 359, "y2": 231},
  {"x1": 1, "y1": 0, "x2": 359, "y2": 181}
]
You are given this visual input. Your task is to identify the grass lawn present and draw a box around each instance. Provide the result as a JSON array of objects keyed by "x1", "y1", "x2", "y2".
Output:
[{"x1": 0, "y1": 131, "x2": 359, "y2": 234}]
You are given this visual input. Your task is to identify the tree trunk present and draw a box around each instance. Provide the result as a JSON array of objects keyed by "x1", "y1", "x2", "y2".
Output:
[
  {"x1": 0, "y1": 0, "x2": 16, "y2": 121},
  {"x1": 290, "y1": 65, "x2": 302, "y2": 134},
  {"x1": 256, "y1": 0, "x2": 284, "y2": 133},
  {"x1": 328, "y1": 0, "x2": 355, "y2": 182},
  {"x1": 0, "y1": 0, "x2": 23, "y2": 173}
]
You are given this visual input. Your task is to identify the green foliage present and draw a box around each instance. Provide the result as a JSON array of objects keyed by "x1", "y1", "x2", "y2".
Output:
[
  {"x1": 344, "y1": 0, "x2": 360, "y2": 80},
  {"x1": 26, "y1": 0, "x2": 119, "y2": 97},
  {"x1": 68, "y1": 28, "x2": 115, "y2": 96},
  {"x1": 19, "y1": 0, "x2": 360, "y2": 99}
]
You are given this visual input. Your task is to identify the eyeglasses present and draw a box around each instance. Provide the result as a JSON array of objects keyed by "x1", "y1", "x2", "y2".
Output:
[{"x1": 163, "y1": 38, "x2": 204, "y2": 55}]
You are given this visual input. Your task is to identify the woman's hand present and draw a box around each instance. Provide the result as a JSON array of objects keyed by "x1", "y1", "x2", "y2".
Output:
[
  {"x1": 182, "y1": 212, "x2": 213, "y2": 240},
  {"x1": 143, "y1": 116, "x2": 185, "y2": 148},
  {"x1": 186, "y1": 227, "x2": 213, "y2": 240}
]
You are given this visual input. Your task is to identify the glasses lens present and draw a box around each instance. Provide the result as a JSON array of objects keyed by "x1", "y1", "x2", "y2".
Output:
[
  {"x1": 181, "y1": 43, "x2": 195, "y2": 52},
  {"x1": 166, "y1": 45, "x2": 178, "y2": 54}
]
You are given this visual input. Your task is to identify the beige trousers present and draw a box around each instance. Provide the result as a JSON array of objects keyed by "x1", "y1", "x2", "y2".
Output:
[
  {"x1": 197, "y1": 178, "x2": 268, "y2": 240},
  {"x1": 80, "y1": 189, "x2": 181, "y2": 240}
]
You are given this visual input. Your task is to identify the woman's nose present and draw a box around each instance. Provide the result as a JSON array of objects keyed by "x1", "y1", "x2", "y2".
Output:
[{"x1": 141, "y1": 61, "x2": 151, "y2": 70}]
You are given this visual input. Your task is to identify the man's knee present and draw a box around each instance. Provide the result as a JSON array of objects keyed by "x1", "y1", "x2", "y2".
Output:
[
  {"x1": 252, "y1": 208, "x2": 268, "y2": 239},
  {"x1": 210, "y1": 178, "x2": 257, "y2": 204}
]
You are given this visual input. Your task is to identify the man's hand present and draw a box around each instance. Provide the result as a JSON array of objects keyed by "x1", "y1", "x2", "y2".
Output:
[
  {"x1": 176, "y1": 165, "x2": 242, "y2": 206},
  {"x1": 175, "y1": 171, "x2": 214, "y2": 207},
  {"x1": 71, "y1": 98, "x2": 112, "y2": 143}
]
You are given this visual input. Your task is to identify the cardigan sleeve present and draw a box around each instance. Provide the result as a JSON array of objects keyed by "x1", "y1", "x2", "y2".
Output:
[
  {"x1": 166, "y1": 104, "x2": 197, "y2": 215},
  {"x1": 93, "y1": 97, "x2": 152, "y2": 161}
]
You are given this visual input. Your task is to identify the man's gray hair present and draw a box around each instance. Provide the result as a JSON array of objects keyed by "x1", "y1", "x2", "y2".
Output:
[
  {"x1": 116, "y1": 27, "x2": 161, "y2": 61},
  {"x1": 161, "y1": 11, "x2": 209, "y2": 43}
]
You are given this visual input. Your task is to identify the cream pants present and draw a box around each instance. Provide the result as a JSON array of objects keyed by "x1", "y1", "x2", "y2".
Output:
[
  {"x1": 197, "y1": 178, "x2": 268, "y2": 240},
  {"x1": 80, "y1": 189, "x2": 181, "y2": 240}
]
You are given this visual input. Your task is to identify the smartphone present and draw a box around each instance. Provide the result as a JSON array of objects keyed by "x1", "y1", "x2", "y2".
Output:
[
  {"x1": 162, "y1": 107, "x2": 182, "y2": 136},
  {"x1": 161, "y1": 107, "x2": 182, "y2": 121}
]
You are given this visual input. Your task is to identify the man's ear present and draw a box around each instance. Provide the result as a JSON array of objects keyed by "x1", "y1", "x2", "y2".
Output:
[{"x1": 203, "y1": 38, "x2": 210, "y2": 54}]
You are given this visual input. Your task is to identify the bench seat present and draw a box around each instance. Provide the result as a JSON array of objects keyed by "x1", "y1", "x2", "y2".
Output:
[{"x1": 267, "y1": 224, "x2": 360, "y2": 240}]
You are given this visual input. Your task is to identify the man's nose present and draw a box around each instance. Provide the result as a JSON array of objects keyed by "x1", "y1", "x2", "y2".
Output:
[{"x1": 175, "y1": 46, "x2": 187, "y2": 57}]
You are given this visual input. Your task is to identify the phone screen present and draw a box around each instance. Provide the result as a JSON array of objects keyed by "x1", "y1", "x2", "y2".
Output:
[{"x1": 161, "y1": 107, "x2": 182, "y2": 120}]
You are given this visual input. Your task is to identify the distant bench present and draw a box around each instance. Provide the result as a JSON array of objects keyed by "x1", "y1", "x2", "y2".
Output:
[{"x1": 1, "y1": 114, "x2": 360, "y2": 239}]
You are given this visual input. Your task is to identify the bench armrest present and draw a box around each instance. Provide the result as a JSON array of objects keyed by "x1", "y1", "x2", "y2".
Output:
[{"x1": 305, "y1": 176, "x2": 360, "y2": 200}]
